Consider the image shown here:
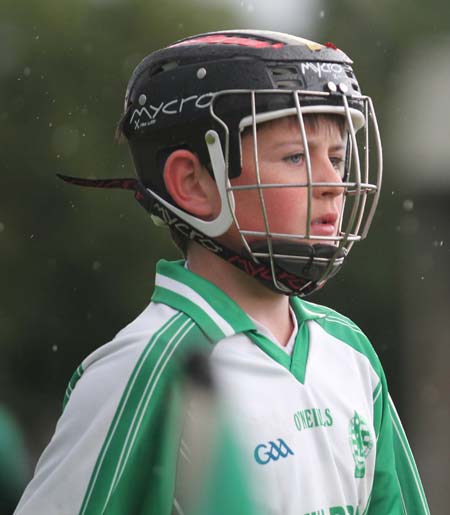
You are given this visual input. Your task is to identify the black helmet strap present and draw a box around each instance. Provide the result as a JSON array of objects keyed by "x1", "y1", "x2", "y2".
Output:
[{"x1": 57, "y1": 173, "x2": 325, "y2": 296}]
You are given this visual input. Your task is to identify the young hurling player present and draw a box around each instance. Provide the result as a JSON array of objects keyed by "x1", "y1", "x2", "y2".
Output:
[{"x1": 15, "y1": 31, "x2": 430, "y2": 515}]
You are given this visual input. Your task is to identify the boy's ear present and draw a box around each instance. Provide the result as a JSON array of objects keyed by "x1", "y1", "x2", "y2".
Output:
[{"x1": 163, "y1": 149, "x2": 220, "y2": 218}]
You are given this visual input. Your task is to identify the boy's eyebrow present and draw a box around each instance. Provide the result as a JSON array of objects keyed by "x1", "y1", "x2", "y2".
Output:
[
  {"x1": 327, "y1": 143, "x2": 347, "y2": 152},
  {"x1": 267, "y1": 140, "x2": 346, "y2": 152}
]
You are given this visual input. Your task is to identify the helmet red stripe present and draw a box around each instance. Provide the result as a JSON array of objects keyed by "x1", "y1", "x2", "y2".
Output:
[{"x1": 170, "y1": 35, "x2": 284, "y2": 49}]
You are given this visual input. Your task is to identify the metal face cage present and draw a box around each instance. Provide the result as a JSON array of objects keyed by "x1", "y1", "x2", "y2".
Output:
[{"x1": 207, "y1": 88, "x2": 383, "y2": 294}]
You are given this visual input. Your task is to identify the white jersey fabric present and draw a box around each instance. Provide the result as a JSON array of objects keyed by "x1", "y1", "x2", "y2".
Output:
[{"x1": 15, "y1": 259, "x2": 429, "y2": 515}]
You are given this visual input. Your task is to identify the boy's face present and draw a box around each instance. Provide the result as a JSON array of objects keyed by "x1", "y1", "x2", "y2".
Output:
[{"x1": 224, "y1": 115, "x2": 347, "y2": 249}]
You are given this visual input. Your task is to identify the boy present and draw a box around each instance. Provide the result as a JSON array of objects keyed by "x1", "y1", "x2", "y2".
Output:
[{"x1": 15, "y1": 30, "x2": 429, "y2": 514}]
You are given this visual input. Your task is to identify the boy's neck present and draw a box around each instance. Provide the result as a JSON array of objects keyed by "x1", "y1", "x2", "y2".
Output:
[{"x1": 186, "y1": 243, "x2": 294, "y2": 346}]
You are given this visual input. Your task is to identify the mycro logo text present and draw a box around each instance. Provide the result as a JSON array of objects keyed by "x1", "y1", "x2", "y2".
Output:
[
  {"x1": 254, "y1": 438, "x2": 294, "y2": 465},
  {"x1": 300, "y1": 62, "x2": 343, "y2": 79},
  {"x1": 130, "y1": 92, "x2": 214, "y2": 130}
]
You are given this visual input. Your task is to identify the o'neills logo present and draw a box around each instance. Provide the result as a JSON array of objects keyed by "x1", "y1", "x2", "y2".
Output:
[{"x1": 130, "y1": 92, "x2": 214, "y2": 130}]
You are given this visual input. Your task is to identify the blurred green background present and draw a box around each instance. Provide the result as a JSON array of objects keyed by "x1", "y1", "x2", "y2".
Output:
[{"x1": 1, "y1": 0, "x2": 449, "y2": 512}]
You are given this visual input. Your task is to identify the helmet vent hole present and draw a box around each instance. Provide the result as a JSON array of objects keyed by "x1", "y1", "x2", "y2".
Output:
[
  {"x1": 350, "y1": 80, "x2": 360, "y2": 92},
  {"x1": 344, "y1": 66, "x2": 355, "y2": 79},
  {"x1": 150, "y1": 60, "x2": 179, "y2": 77},
  {"x1": 276, "y1": 80, "x2": 306, "y2": 89},
  {"x1": 270, "y1": 66, "x2": 298, "y2": 76},
  {"x1": 269, "y1": 66, "x2": 305, "y2": 90}
]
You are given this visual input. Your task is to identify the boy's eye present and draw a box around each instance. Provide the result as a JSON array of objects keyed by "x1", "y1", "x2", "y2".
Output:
[
  {"x1": 329, "y1": 156, "x2": 345, "y2": 177},
  {"x1": 282, "y1": 153, "x2": 346, "y2": 178},
  {"x1": 284, "y1": 153, "x2": 304, "y2": 165}
]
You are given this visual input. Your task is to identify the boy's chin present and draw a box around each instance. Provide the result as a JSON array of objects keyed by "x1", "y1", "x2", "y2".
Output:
[{"x1": 247, "y1": 239, "x2": 346, "y2": 283}]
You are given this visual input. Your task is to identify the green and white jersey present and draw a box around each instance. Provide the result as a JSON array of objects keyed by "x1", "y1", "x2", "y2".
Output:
[{"x1": 15, "y1": 260, "x2": 429, "y2": 515}]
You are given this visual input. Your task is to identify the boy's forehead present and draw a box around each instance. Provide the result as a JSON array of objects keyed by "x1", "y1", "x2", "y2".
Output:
[{"x1": 254, "y1": 114, "x2": 346, "y2": 140}]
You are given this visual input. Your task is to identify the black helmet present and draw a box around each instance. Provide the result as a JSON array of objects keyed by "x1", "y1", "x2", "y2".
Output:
[
  {"x1": 64, "y1": 30, "x2": 382, "y2": 296},
  {"x1": 122, "y1": 31, "x2": 368, "y2": 200}
]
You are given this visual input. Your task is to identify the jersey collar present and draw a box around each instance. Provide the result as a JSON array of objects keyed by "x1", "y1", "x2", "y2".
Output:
[
  {"x1": 152, "y1": 260, "x2": 324, "y2": 344},
  {"x1": 152, "y1": 259, "x2": 255, "y2": 342}
]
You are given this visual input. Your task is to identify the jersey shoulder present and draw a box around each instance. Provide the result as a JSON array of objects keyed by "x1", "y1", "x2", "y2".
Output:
[
  {"x1": 62, "y1": 301, "x2": 185, "y2": 410},
  {"x1": 299, "y1": 298, "x2": 383, "y2": 376}
]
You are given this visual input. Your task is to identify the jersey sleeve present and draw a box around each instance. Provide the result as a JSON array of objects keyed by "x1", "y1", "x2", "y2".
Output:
[
  {"x1": 14, "y1": 313, "x2": 212, "y2": 515},
  {"x1": 15, "y1": 350, "x2": 182, "y2": 515},
  {"x1": 366, "y1": 368, "x2": 430, "y2": 515}
]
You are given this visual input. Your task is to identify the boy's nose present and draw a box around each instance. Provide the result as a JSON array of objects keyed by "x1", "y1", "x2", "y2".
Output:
[{"x1": 312, "y1": 156, "x2": 344, "y2": 198}]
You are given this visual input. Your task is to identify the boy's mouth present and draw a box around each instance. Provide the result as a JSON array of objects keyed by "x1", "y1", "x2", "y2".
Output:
[{"x1": 310, "y1": 213, "x2": 339, "y2": 236}]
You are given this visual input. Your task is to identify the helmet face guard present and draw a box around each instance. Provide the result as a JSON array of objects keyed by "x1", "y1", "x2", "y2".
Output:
[
  {"x1": 60, "y1": 31, "x2": 383, "y2": 297},
  {"x1": 211, "y1": 89, "x2": 382, "y2": 294}
]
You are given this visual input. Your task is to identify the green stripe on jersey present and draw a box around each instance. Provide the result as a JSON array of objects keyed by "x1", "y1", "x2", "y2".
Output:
[
  {"x1": 79, "y1": 312, "x2": 211, "y2": 515},
  {"x1": 246, "y1": 331, "x2": 291, "y2": 370},
  {"x1": 63, "y1": 364, "x2": 84, "y2": 411},
  {"x1": 290, "y1": 321, "x2": 310, "y2": 383},
  {"x1": 372, "y1": 381, "x2": 383, "y2": 439},
  {"x1": 302, "y1": 299, "x2": 382, "y2": 379},
  {"x1": 153, "y1": 286, "x2": 230, "y2": 342},
  {"x1": 153, "y1": 260, "x2": 255, "y2": 338},
  {"x1": 389, "y1": 398, "x2": 430, "y2": 515},
  {"x1": 246, "y1": 320, "x2": 310, "y2": 384}
]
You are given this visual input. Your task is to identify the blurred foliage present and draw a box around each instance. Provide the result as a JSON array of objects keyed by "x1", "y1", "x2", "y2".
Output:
[
  {"x1": 0, "y1": 405, "x2": 28, "y2": 513},
  {"x1": 0, "y1": 0, "x2": 239, "y2": 461},
  {"x1": 314, "y1": 5, "x2": 450, "y2": 511},
  {"x1": 313, "y1": 0, "x2": 450, "y2": 400}
]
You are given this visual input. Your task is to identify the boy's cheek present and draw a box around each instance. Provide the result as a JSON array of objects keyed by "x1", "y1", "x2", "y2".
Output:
[{"x1": 241, "y1": 201, "x2": 307, "y2": 235}]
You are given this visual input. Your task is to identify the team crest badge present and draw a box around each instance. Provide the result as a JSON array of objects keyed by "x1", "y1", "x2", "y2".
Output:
[{"x1": 349, "y1": 411, "x2": 373, "y2": 478}]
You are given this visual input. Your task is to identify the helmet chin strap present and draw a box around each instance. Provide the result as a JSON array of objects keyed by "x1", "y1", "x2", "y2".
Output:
[
  {"x1": 57, "y1": 173, "x2": 345, "y2": 297},
  {"x1": 244, "y1": 240, "x2": 346, "y2": 295}
]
